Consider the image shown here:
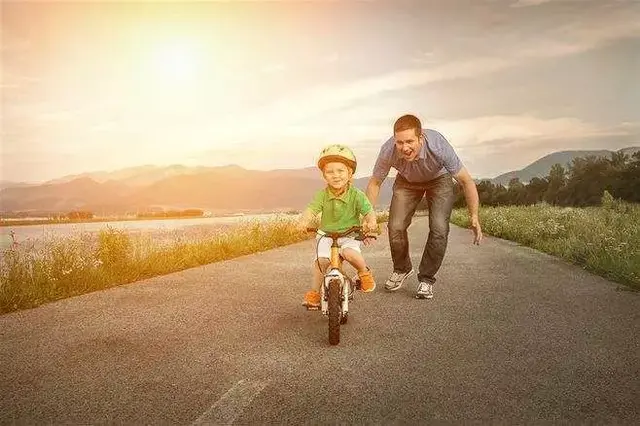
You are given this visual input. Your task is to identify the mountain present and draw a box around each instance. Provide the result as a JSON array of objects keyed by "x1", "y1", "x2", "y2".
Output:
[
  {"x1": 491, "y1": 146, "x2": 640, "y2": 186},
  {"x1": 0, "y1": 177, "x2": 132, "y2": 213},
  {"x1": 0, "y1": 181, "x2": 37, "y2": 190},
  {"x1": 0, "y1": 165, "x2": 396, "y2": 214},
  {"x1": 2, "y1": 146, "x2": 638, "y2": 214},
  {"x1": 44, "y1": 164, "x2": 226, "y2": 187}
]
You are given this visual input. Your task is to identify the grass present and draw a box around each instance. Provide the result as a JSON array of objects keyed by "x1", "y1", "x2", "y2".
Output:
[
  {"x1": 3, "y1": 199, "x2": 636, "y2": 314},
  {"x1": 450, "y1": 200, "x2": 640, "y2": 290},
  {"x1": 0, "y1": 216, "x2": 200, "y2": 227},
  {"x1": 0, "y1": 211, "x2": 389, "y2": 315},
  {"x1": 0, "y1": 213, "x2": 263, "y2": 227}
]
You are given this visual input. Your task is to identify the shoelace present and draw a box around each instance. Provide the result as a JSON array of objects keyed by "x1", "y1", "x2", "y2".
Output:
[{"x1": 390, "y1": 272, "x2": 403, "y2": 281}]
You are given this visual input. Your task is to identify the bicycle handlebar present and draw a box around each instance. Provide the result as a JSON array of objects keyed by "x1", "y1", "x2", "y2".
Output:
[{"x1": 306, "y1": 225, "x2": 377, "y2": 240}]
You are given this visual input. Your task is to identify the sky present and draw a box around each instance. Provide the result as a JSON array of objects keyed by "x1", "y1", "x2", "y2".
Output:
[{"x1": 1, "y1": 0, "x2": 639, "y2": 183}]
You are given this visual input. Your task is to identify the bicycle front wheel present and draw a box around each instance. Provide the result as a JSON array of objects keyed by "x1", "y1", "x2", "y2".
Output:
[{"x1": 328, "y1": 278, "x2": 342, "y2": 345}]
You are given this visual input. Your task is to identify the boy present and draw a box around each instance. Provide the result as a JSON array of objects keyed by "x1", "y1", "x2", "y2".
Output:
[{"x1": 297, "y1": 144, "x2": 378, "y2": 309}]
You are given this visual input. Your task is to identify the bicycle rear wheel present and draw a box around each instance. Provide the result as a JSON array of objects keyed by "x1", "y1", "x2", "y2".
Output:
[{"x1": 328, "y1": 279, "x2": 341, "y2": 345}]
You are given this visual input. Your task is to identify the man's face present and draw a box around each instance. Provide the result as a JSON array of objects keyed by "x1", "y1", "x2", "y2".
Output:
[
  {"x1": 322, "y1": 161, "x2": 351, "y2": 191},
  {"x1": 394, "y1": 128, "x2": 422, "y2": 161}
]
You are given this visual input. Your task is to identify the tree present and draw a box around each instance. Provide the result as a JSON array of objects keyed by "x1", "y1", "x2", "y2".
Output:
[
  {"x1": 493, "y1": 184, "x2": 510, "y2": 206},
  {"x1": 507, "y1": 177, "x2": 527, "y2": 205},
  {"x1": 544, "y1": 163, "x2": 566, "y2": 205},
  {"x1": 67, "y1": 210, "x2": 94, "y2": 220},
  {"x1": 562, "y1": 156, "x2": 612, "y2": 206},
  {"x1": 476, "y1": 180, "x2": 497, "y2": 206},
  {"x1": 614, "y1": 151, "x2": 640, "y2": 202},
  {"x1": 524, "y1": 177, "x2": 549, "y2": 205}
]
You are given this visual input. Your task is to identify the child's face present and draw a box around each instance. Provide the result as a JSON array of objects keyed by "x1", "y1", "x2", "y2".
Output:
[{"x1": 322, "y1": 161, "x2": 351, "y2": 191}]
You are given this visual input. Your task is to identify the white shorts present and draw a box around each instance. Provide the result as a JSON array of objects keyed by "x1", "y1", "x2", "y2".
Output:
[{"x1": 314, "y1": 235, "x2": 361, "y2": 260}]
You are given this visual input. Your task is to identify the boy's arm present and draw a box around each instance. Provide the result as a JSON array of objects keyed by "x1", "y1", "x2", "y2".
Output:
[
  {"x1": 297, "y1": 190, "x2": 324, "y2": 232},
  {"x1": 296, "y1": 207, "x2": 317, "y2": 231}
]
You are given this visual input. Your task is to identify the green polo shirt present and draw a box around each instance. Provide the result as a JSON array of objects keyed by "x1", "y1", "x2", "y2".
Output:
[{"x1": 306, "y1": 184, "x2": 373, "y2": 233}]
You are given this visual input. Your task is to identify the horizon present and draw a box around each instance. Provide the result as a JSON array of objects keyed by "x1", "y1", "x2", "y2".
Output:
[
  {"x1": 2, "y1": 0, "x2": 639, "y2": 183},
  {"x1": 4, "y1": 143, "x2": 639, "y2": 186}
]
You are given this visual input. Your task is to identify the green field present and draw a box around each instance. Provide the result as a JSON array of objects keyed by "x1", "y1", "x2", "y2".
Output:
[{"x1": 451, "y1": 200, "x2": 640, "y2": 291}]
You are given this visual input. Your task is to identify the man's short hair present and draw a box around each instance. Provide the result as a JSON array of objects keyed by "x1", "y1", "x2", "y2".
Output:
[{"x1": 394, "y1": 114, "x2": 422, "y2": 136}]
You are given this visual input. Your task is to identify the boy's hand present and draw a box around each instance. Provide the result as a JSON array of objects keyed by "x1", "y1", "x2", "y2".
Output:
[{"x1": 362, "y1": 235, "x2": 376, "y2": 247}]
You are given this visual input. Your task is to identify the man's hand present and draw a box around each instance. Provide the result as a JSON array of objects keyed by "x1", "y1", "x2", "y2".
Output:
[
  {"x1": 470, "y1": 216, "x2": 483, "y2": 245},
  {"x1": 361, "y1": 218, "x2": 378, "y2": 246},
  {"x1": 362, "y1": 219, "x2": 376, "y2": 234}
]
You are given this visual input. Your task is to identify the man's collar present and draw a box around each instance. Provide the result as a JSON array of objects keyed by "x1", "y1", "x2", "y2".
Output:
[{"x1": 418, "y1": 131, "x2": 428, "y2": 159}]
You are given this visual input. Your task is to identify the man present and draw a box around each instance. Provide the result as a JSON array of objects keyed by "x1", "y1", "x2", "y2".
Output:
[{"x1": 365, "y1": 114, "x2": 483, "y2": 300}]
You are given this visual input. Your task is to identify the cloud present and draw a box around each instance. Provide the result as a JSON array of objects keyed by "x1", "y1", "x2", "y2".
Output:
[
  {"x1": 215, "y1": 3, "x2": 639, "y2": 139},
  {"x1": 431, "y1": 115, "x2": 640, "y2": 149},
  {"x1": 511, "y1": 0, "x2": 599, "y2": 7},
  {"x1": 0, "y1": 37, "x2": 31, "y2": 53},
  {"x1": 0, "y1": 71, "x2": 41, "y2": 92},
  {"x1": 260, "y1": 63, "x2": 287, "y2": 74},
  {"x1": 35, "y1": 109, "x2": 85, "y2": 122},
  {"x1": 427, "y1": 115, "x2": 640, "y2": 177}
]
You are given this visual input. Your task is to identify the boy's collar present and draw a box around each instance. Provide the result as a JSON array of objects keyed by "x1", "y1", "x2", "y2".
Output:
[{"x1": 326, "y1": 182, "x2": 351, "y2": 199}]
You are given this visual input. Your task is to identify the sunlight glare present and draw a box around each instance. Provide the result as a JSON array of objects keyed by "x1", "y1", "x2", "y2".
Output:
[{"x1": 151, "y1": 40, "x2": 200, "y2": 84}]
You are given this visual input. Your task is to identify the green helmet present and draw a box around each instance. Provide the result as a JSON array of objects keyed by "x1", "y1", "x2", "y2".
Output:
[{"x1": 317, "y1": 144, "x2": 357, "y2": 173}]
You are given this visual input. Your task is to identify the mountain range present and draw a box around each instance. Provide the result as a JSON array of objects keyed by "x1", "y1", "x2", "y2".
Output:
[{"x1": 1, "y1": 146, "x2": 637, "y2": 215}]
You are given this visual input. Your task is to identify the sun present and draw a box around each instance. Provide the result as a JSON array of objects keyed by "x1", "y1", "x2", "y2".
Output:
[{"x1": 150, "y1": 39, "x2": 200, "y2": 84}]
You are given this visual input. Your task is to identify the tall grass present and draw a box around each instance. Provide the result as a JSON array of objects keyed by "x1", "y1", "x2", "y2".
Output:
[
  {"x1": 450, "y1": 198, "x2": 640, "y2": 290},
  {"x1": 0, "y1": 217, "x2": 304, "y2": 314},
  {"x1": 0, "y1": 212, "x2": 390, "y2": 314}
]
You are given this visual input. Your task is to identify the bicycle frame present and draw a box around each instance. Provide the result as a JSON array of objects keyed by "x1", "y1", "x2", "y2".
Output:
[{"x1": 320, "y1": 237, "x2": 352, "y2": 317}]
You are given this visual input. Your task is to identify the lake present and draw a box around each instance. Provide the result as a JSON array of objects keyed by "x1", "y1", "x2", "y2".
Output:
[{"x1": 0, "y1": 213, "x2": 293, "y2": 250}]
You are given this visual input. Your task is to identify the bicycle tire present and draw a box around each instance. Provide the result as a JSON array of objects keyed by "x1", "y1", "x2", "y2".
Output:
[{"x1": 328, "y1": 278, "x2": 341, "y2": 345}]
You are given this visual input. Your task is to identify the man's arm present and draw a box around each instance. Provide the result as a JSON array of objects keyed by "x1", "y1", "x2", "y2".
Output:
[
  {"x1": 360, "y1": 192, "x2": 377, "y2": 234},
  {"x1": 452, "y1": 167, "x2": 483, "y2": 244},
  {"x1": 365, "y1": 176, "x2": 383, "y2": 208},
  {"x1": 452, "y1": 167, "x2": 479, "y2": 219},
  {"x1": 367, "y1": 142, "x2": 392, "y2": 208}
]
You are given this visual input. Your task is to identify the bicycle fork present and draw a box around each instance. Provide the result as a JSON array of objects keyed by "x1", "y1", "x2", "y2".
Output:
[{"x1": 321, "y1": 268, "x2": 349, "y2": 316}]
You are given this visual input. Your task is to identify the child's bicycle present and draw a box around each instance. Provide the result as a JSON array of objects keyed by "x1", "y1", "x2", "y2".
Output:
[{"x1": 306, "y1": 225, "x2": 376, "y2": 345}]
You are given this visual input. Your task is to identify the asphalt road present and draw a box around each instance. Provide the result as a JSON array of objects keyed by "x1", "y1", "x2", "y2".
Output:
[{"x1": 1, "y1": 216, "x2": 639, "y2": 425}]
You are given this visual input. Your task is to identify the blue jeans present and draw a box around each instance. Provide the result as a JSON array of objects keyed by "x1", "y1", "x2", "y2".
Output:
[{"x1": 387, "y1": 173, "x2": 456, "y2": 284}]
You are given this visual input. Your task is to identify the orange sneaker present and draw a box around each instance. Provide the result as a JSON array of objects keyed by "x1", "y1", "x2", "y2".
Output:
[
  {"x1": 302, "y1": 290, "x2": 321, "y2": 309},
  {"x1": 358, "y1": 268, "x2": 376, "y2": 292}
]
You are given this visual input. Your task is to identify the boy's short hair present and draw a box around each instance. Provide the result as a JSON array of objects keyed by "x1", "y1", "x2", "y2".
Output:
[{"x1": 394, "y1": 114, "x2": 422, "y2": 137}]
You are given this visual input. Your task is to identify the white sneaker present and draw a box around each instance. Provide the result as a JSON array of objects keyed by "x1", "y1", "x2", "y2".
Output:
[
  {"x1": 384, "y1": 269, "x2": 414, "y2": 291},
  {"x1": 416, "y1": 282, "x2": 433, "y2": 299}
]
